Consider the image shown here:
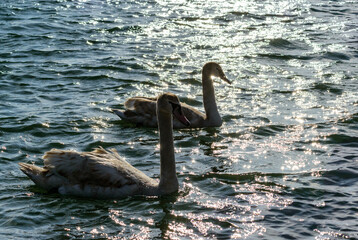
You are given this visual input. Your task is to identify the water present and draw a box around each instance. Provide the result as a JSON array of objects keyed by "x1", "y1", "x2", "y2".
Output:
[{"x1": 1, "y1": 0, "x2": 357, "y2": 239}]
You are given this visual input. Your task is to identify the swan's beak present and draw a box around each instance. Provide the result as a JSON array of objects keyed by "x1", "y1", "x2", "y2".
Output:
[
  {"x1": 173, "y1": 106, "x2": 190, "y2": 127},
  {"x1": 222, "y1": 76, "x2": 232, "y2": 84}
]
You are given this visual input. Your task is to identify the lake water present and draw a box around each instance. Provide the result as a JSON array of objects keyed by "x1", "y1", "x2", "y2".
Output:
[{"x1": 1, "y1": 0, "x2": 357, "y2": 239}]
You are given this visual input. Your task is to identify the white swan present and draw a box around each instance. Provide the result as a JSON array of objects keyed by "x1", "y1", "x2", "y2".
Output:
[
  {"x1": 18, "y1": 93, "x2": 190, "y2": 199},
  {"x1": 113, "y1": 62, "x2": 231, "y2": 128}
]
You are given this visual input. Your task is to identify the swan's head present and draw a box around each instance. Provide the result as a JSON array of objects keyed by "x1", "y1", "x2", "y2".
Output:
[
  {"x1": 157, "y1": 93, "x2": 190, "y2": 127},
  {"x1": 204, "y1": 62, "x2": 231, "y2": 84}
]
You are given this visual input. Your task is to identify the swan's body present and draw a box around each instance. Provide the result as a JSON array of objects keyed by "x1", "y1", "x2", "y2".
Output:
[
  {"x1": 113, "y1": 62, "x2": 230, "y2": 128},
  {"x1": 19, "y1": 93, "x2": 190, "y2": 199}
]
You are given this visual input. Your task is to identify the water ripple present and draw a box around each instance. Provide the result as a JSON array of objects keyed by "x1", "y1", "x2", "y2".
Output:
[{"x1": 1, "y1": 0, "x2": 358, "y2": 239}]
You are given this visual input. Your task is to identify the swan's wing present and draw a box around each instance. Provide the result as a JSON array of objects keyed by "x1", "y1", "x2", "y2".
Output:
[
  {"x1": 42, "y1": 148, "x2": 151, "y2": 189},
  {"x1": 124, "y1": 97, "x2": 157, "y2": 110},
  {"x1": 19, "y1": 148, "x2": 157, "y2": 198},
  {"x1": 173, "y1": 102, "x2": 205, "y2": 128},
  {"x1": 116, "y1": 96, "x2": 206, "y2": 128},
  {"x1": 116, "y1": 97, "x2": 158, "y2": 127}
]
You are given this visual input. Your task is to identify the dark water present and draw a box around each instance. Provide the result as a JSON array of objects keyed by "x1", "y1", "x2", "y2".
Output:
[{"x1": 1, "y1": 0, "x2": 358, "y2": 239}]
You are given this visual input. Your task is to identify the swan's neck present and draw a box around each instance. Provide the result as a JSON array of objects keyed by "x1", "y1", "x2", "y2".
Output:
[
  {"x1": 157, "y1": 110, "x2": 179, "y2": 194},
  {"x1": 202, "y1": 72, "x2": 222, "y2": 126}
]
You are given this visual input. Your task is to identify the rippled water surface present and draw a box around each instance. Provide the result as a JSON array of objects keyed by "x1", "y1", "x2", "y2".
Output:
[{"x1": 1, "y1": 0, "x2": 358, "y2": 239}]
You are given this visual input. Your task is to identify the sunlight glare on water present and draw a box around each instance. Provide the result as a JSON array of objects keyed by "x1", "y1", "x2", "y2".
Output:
[{"x1": 0, "y1": 0, "x2": 357, "y2": 239}]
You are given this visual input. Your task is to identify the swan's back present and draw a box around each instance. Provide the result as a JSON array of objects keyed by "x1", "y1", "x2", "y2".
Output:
[
  {"x1": 19, "y1": 148, "x2": 158, "y2": 198},
  {"x1": 115, "y1": 97, "x2": 206, "y2": 128},
  {"x1": 44, "y1": 148, "x2": 138, "y2": 186},
  {"x1": 113, "y1": 97, "x2": 158, "y2": 127},
  {"x1": 179, "y1": 102, "x2": 206, "y2": 127}
]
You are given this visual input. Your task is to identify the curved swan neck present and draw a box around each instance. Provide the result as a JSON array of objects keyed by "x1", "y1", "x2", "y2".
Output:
[
  {"x1": 157, "y1": 108, "x2": 179, "y2": 194},
  {"x1": 202, "y1": 69, "x2": 221, "y2": 124}
]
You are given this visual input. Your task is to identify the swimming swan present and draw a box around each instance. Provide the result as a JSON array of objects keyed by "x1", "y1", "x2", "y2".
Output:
[
  {"x1": 113, "y1": 62, "x2": 230, "y2": 128},
  {"x1": 19, "y1": 93, "x2": 190, "y2": 199}
]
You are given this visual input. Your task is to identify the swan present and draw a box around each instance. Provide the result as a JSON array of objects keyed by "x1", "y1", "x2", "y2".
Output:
[
  {"x1": 113, "y1": 62, "x2": 231, "y2": 128},
  {"x1": 18, "y1": 93, "x2": 190, "y2": 199}
]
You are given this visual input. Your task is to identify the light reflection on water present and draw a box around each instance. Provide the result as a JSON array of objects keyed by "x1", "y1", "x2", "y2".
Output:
[
  {"x1": 1, "y1": 0, "x2": 358, "y2": 239},
  {"x1": 99, "y1": 180, "x2": 279, "y2": 239}
]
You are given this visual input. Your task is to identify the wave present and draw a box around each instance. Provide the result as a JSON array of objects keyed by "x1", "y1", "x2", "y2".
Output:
[
  {"x1": 257, "y1": 53, "x2": 313, "y2": 61},
  {"x1": 106, "y1": 25, "x2": 142, "y2": 33},
  {"x1": 310, "y1": 82, "x2": 343, "y2": 95},
  {"x1": 323, "y1": 134, "x2": 358, "y2": 145}
]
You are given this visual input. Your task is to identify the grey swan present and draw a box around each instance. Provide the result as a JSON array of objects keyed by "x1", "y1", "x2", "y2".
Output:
[
  {"x1": 113, "y1": 62, "x2": 230, "y2": 128},
  {"x1": 19, "y1": 93, "x2": 190, "y2": 199}
]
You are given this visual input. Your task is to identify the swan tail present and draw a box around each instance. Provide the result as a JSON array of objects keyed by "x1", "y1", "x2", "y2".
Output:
[
  {"x1": 19, "y1": 162, "x2": 45, "y2": 180},
  {"x1": 112, "y1": 109, "x2": 127, "y2": 120},
  {"x1": 18, "y1": 162, "x2": 63, "y2": 191}
]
